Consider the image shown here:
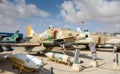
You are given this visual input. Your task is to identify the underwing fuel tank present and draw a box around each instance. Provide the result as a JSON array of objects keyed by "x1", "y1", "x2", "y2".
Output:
[
  {"x1": 25, "y1": 46, "x2": 46, "y2": 53},
  {"x1": 45, "y1": 52, "x2": 82, "y2": 63},
  {"x1": 32, "y1": 46, "x2": 46, "y2": 52}
]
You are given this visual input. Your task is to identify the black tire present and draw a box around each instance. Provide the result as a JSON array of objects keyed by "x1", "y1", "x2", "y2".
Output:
[
  {"x1": 86, "y1": 45, "x2": 89, "y2": 49},
  {"x1": 16, "y1": 38, "x2": 22, "y2": 42},
  {"x1": 12, "y1": 65, "x2": 16, "y2": 69},
  {"x1": 18, "y1": 70, "x2": 22, "y2": 74}
]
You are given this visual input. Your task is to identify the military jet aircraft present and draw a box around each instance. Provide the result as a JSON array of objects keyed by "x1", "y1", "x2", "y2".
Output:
[
  {"x1": 1, "y1": 30, "x2": 23, "y2": 43},
  {"x1": 25, "y1": 25, "x2": 88, "y2": 53},
  {"x1": 0, "y1": 30, "x2": 23, "y2": 52},
  {"x1": 0, "y1": 31, "x2": 23, "y2": 41},
  {"x1": 75, "y1": 30, "x2": 120, "y2": 51}
]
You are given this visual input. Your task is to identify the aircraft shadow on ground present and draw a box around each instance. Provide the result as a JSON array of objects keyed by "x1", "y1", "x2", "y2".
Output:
[
  {"x1": 97, "y1": 48, "x2": 114, "y2": 52},
  {"x1": 97, "y1": 48, "x2": 120, "y2": 53},
  {"x1": 29, "y1": 52, "x2": 46, "y2": 57},
  {"x1": 0, "y1": 58, "x2": 51, "y2": 74},
  {"x1": 24, "y1": 68, "x2": 51, "y2": 74},
  {"x1": 66, "y1": 51, "x2": 104, "y2": 60}
]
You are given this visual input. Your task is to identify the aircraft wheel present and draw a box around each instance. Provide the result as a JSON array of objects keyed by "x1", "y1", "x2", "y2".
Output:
[
  {"x1": 86, "y1": 45, "x2": 89, "y2": 49},
  {"x1": 12, "y1": 65, "x2": 16, "y2": 69},
  {"x1": 18, "y1": 70, "x2": 22, "y2": 74}
]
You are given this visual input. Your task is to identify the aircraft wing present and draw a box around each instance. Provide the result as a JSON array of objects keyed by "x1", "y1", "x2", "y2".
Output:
[
  {"x1": 0, "y1": 36, "x2": 82, "y2": 46},
  {"x1": 39, "y1": 36, "x2": 76, "y2": 45},
  {"x1": 0, "y1": 43, "x2": 40, "y2": 46}
]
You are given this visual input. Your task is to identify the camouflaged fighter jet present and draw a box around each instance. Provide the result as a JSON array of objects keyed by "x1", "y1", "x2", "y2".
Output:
[
  {"x1": 25, "y1": 25, "x2": 88, "y2": 53},
  {"x1": 0, "y1": 30, "x2": 23, "y2": 52}
]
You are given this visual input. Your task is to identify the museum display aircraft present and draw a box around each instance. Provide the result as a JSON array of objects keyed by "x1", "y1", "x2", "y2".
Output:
[{"x1": 25, "y1": 25, "x2": 88, "y2": 53}]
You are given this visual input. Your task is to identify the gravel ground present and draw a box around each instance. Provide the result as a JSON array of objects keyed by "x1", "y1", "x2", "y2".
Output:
[{"x1": 0, "y1": 47, "x2": 120, "y2": 74}]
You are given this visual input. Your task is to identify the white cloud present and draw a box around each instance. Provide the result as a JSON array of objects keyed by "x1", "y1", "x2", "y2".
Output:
[
  {"x1": 0, "y1": 0, "x2": 49, "y2": 18},
  {"x1": 60, "y1": 0, "x2": 120, "y2": 32},
  {"x1": 0, "y1": 0, "x2": 50, "y2": 33}
]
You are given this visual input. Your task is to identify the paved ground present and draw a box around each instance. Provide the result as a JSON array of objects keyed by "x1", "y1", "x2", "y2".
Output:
[{"x1": 0, "y1": 47, "x2": 120, "y2": 74}]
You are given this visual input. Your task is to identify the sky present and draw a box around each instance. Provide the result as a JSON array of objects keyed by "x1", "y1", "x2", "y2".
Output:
[{"x1": 0, "y1": 0, "x2": 120, "y2": 36}]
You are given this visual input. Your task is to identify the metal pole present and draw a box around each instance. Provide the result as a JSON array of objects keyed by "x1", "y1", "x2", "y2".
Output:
[
  {"x1": 89, "y1": 43, "x2": 97, "y2": 61},
  {"x1": 74, "y1": 48, "x2": 80, "y2": 63},
  {"x1": 113, "y1": 46, "x2": 117, "y2": 52},
  {"x1": 114, "y1": 46, "x2": 119, "y2": 65},
  {"x1": 62, "y1": 44, "x2": 65, "y2": 50},
  {"x1": 50, "y1": 67, "x2": 53, "y2": 74},
  {"x1": 62, "y1": 44, "x2": 66, "y2": 54},
  {"x1": 116, "y1": 53, "x2": 119, "y2": 65}
]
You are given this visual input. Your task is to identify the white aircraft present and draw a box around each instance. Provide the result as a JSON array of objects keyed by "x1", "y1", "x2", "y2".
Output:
[
  {"x1": 75, "y1": 30, "x2": 120, "y2": 49},
  {"x1": 7, "y1": 53, "x2": 46, "y2": 73}
]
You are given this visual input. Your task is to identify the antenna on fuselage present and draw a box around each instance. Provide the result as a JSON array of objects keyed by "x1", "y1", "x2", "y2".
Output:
[{"x1": 77, "y1": 27, "x2": 82, "y2": 33}]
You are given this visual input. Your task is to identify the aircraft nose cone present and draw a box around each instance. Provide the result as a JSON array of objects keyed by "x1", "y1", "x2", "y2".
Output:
[{"x1": 86, "y1": 34, "x2": 88, "y2": 38}]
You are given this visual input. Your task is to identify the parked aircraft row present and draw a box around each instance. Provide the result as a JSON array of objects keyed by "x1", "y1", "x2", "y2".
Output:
[
  {"x1": 26, "y1": 25, "x2": 120, "y2": 53},
  {"x1": 0, "y1": 25, "x2": 120, "y2": 53},
  {"x1": 0, "y1": 25, "x2": 120, "y2": 73}
]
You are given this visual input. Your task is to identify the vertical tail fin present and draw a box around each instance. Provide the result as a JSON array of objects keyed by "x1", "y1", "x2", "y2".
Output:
[
  {"x1": 11, "y1": 30, "x2": 19, "y2": 39},
  {"x1": 27, "y1": 25, "x2": 36, "y2": 37}
]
